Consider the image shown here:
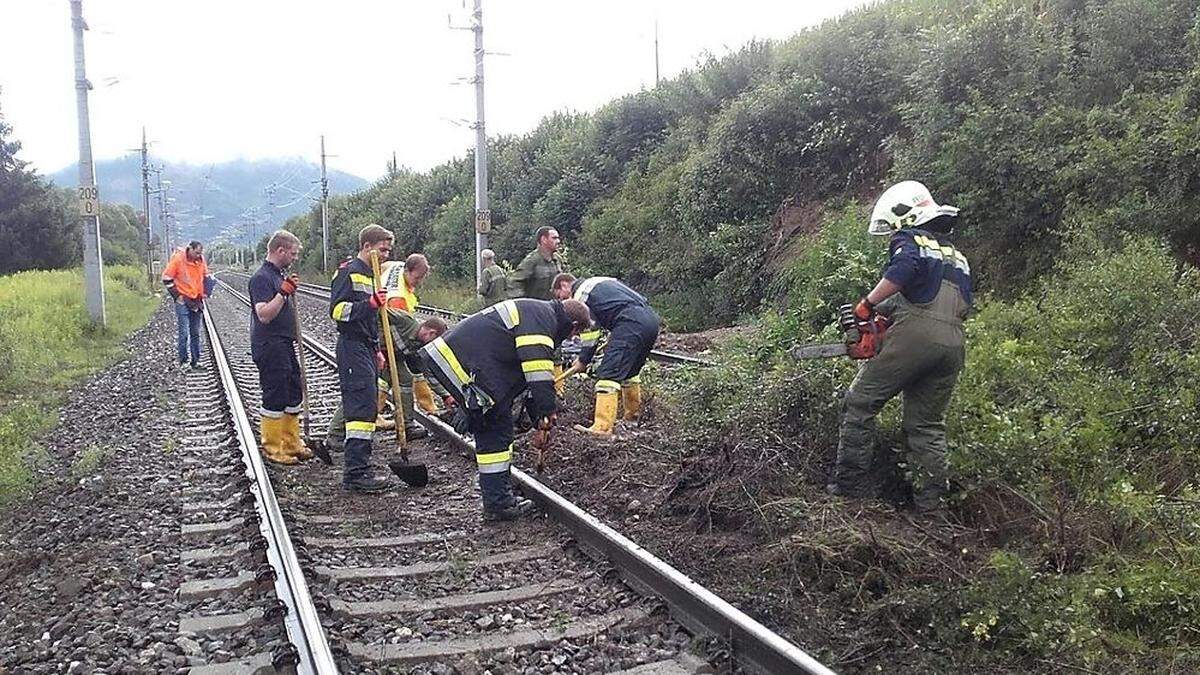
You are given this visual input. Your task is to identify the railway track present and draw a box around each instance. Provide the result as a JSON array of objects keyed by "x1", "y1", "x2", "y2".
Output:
[
  {"x1": 195, "y1": 277, "x2": 831, "y2": 673},
  {"x1": 222, "y1": 271, "x2": 715, "y2": 368},
  {"x1": 177, "y1": 305, "x2": 336, "y2": 673}
]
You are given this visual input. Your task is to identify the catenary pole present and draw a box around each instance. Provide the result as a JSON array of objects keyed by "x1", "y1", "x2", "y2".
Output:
[
  {"x1": 471, "y1": 0, "x2": 490, "y2": 289},
  {"x1": 320, "y1": 135, "x2": 329, "y2": 273},
  {"x1": 140, "y1": 127, "x2": 153, "y2": 286},
  {"x1": 70, "y1": 0, "x2": 106, "y2": 326},
  {"x1": 654, "y1": 19, "x2": 660, "y2": 86}
]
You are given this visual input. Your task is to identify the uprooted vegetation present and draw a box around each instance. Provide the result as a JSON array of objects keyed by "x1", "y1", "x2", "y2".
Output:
[{"x1": 615, "y1": 217, "x2": 1199, "y2": 672}]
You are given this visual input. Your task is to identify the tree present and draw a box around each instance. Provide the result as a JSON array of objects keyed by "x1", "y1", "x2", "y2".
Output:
[{"x1": 0, "y1": 93, "x2": 78, "y2": 274}]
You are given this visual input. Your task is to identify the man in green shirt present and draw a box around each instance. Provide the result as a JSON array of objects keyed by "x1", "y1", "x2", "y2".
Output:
[
  {"x1": 510, "y1": 226, "x2": 568, "y2": 394},
  {"x1": 477, "y1": 248, "x2": 507, "y2": 307},
  {"x1": 510, "y1": 227, "x2": 565, "y2": 300}
]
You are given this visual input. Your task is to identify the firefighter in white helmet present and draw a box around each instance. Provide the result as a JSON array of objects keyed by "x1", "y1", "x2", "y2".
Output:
[{"x1": 827, "y1": 181, "x2": 973, "y2": 515}]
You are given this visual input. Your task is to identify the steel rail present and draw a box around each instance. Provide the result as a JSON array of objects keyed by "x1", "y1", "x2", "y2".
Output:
[
  {"x1": 215, "y1": 277, "x2": 832, "y2": 675},
  {"x1": 223, "y1": 271, "x2": 715, "y2": 367},
  {"x1": 201, "y1": 303, "x2": 340, "y2": 675}
]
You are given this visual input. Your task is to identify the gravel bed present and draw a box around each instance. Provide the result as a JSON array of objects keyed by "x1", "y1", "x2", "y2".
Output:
[
  {"x1": 332, "y1": 552, "x2": 583, "y2": 602},
  {"x1": 336, "y1": 577, "x2": 642, "y2": 644},
  {"x1": 0, "y1": 306, "x2": 188, "y2": 673}
]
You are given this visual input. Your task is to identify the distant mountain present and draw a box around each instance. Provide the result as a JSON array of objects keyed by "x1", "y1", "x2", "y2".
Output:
[{"x1": 49, "y1": 157, "x2": 369, "y2": 244}]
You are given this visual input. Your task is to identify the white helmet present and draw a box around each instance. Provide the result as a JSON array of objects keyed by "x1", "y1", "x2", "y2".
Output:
[{"x1": 868, "y1": 181, "x2": 959, "y2": 236}]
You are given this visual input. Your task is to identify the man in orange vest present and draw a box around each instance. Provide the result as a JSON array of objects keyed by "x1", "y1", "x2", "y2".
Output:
[
  {"x1": 161, "y1": 241, "x2": 215, "y2": 370},
  {"x1": 384, "y1": 254, "x2": 456, "y2": 418}
]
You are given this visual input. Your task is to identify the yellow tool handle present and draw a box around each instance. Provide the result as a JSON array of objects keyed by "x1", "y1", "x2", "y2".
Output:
[
  {"x1": 292, "y1": 293, "x2": 312, "y2": 441},
  {"x1": 555, "y1": 361, "x2": 583, "y2": 384},
  {"x1": 370, "y1": 251, "x2": 408, "y2": 454}
]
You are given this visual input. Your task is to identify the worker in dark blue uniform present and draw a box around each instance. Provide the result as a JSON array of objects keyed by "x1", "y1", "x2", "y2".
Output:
[
  {"x1": 828, "y1": 181, "x2": 972, "y2": 515},
  {"x1": 329, "y1": 224, "x2": 394, "y2": 493},
  {"x1": 552, "y1": 274, "x2": 661, "y2": 438},
  {"x1": 419, "y1": 298, "x2": 592, "y2": 520},
  {"x1": 248, "y1": 230, "x2": 310, "y2": 464}
]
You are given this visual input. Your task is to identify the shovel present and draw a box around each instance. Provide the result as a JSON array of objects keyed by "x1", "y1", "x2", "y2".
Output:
[
  {"x1": 371, "y1": 251, "x2": 429, "y2": 488},
  {"x1": 292, "y1": 294, "x2": 332, "y2": 464}
]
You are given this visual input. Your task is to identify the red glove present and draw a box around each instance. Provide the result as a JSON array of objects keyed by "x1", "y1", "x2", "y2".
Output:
[
  {"x1": 368, "y1": 289, "x2": 388, "y2": 309},
  {"x1": 854, "y1": 297, "x2": 875, "y2": 321},
  {"x1": 280, "y1": 274, "x2": 299, "y2": 296},
  {"x1": 375, "y1": 351, "x2": 386, "y2": 371},
  {"x1": 442, "y1": 395, "x2": 458, "y2": 409}
]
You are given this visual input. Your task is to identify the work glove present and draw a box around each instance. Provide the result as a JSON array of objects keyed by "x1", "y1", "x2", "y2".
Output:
[
  {"x1": 442, "y1": 395, "x2": 458, "y2": 410},
  {"x1": 530, "y1": 414, "x2": 555, "y2": 448},
  {"x1": 280, "y1": 274, "x2": 299, "y2": 296},
  {"x1": 853, "y1": 297, "x2": 876, "y2": 321},
  {"x1": 450, "y1": 407, "x2": 471, "y2": 434},
  {"x1": 375, "y1": 350, "x2": 386, "y2": 372},
  {"x1": 368, "y1": 289, "x2": 388, "y2": 310}
]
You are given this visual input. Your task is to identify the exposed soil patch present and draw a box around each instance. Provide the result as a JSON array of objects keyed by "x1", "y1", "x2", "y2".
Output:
[
  {"x1": 515, "y1": 376, "x2": 1016, "y2": 674},
  {"x1": 655, "y1": 326, "x2": 753, "y2": 356}
]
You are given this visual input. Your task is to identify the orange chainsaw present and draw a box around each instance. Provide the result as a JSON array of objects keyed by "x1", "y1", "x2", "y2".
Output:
[{"x1": 792, "y1": 303, "x2": 891, "y2": 360}]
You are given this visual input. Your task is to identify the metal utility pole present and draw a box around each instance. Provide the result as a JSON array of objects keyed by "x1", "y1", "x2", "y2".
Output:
[
  {"x1": 153, "y1": 169, "x2": 169, "y2": 260},
  {"x1": 654, "y1": 20, "x2": 660, "y2": 87},
  {"x1": 140, "y1": 128, "x2": 153, "y2": 286},
  {"x1": 70, "y1": 0, "x2": 105, "y2": 326},
  {"x1": 319, "y1": 135, "x2": 329, "y2": 273},
  {"x1": 471, "y1": 0, "x2": 490, "y2": 289}
]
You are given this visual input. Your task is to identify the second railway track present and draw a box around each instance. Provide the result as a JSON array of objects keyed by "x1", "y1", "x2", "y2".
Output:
[
  {"x1": 199, "y1": 276, "x2": 831, "y2": 674},
  {"x1": 222, "y1": 272, "x2": 716, "y2": 369}
]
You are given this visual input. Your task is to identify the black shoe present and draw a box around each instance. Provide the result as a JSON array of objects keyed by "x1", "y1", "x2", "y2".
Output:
[
  {"x1": 325, "y1": 438, "x2": 344, "y2": 453},
  {"x1": 190, "y1": 362, "x2": 207, "y2": 371},
  {"x1": 404, "y1": 423, "x2": 429, "y2": 440},
  {"x1": 343, "y1": 475, "x2": 393, "y2": 493},
  {"x1": 312, "y1": 441, "x2": 333, "y2": 465},
  {"x1": 483, "y1": 499, "x2": 535, "y2": 522}
]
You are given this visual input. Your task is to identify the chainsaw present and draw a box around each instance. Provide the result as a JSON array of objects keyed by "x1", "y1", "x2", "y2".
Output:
[{"x1": 792, "y1": 303, "x2": 891, "y2": 360}]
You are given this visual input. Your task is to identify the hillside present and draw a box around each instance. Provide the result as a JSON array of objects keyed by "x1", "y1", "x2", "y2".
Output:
[
  {"x1": 49, "y1": 157, "x2": 368, "y2": 245},
  {"x1": 296, "y1": 0, "x2": 1199, "y2": 332}
]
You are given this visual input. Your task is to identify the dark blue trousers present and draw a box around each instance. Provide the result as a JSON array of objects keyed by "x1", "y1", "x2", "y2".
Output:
[
  {"x1": 594, "y1": 307, "x2": 660, "y2": 382},
  {"x1": 336, "y1": 337, "x2": 377, "y2": 483},
  {"x1": 251, "y1": 338, "x2": 302, "y2": 417},
  {"x1": 174, "y1": 301, "x2": 203, "y2": 365}
]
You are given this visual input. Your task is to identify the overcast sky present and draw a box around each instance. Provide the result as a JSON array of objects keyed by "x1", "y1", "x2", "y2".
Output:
[{"x1": 3, "y1": 0, "x2": 868, "y2": 182}]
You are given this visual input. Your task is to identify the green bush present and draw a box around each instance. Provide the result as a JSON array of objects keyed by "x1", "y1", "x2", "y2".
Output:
[{"x1": 663, "y1": 229, "x2": 1200, "y2": 666}]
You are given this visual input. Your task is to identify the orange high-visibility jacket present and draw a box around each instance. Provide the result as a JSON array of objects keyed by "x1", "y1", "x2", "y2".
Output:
[{"x1": 161, "y1": 248, "x2": 211, "y2": 300}]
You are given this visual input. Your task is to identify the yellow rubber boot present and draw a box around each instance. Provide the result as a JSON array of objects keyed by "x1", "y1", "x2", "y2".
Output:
[
  {"x1": 553, "y1": 363, "x2": 566, "y2": 398},
  {"x1": 573, "y1": 391, "x2": 618, "y2": 438},
  {"x1": 621, "y1": 382, "x2": 643, "y2": 421},
  {"x1": 413, "y1": 378, "x2": 439, "y2": 414},
  {"x1": 375, "y1": 390, "x2": 396, "y2": 430},
  {"x1": 260, "y1": 416, "x2": 298, "y2": 465},
  {"x1": 283, "y1": 413, "x2": 313, "y2": 460}
]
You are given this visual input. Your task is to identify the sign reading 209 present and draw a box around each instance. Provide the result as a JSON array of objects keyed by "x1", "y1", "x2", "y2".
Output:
[{"x1": 78, "y1": 185, "x2": 99, "y2": 216}]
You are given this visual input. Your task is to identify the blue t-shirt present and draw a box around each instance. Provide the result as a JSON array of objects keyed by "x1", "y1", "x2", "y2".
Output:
[
  {"x1": 882, "y1": 229, "x2": 973, "y2": 306},
  {"x1": 248, "y1": 261, "x2": 296, "y2": 345}
]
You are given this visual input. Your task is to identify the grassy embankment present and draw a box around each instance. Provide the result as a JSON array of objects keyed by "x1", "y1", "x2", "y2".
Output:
[
  {"x1": 0, "y1": 266, "x2": 158, "y2": 508},
  {"x1": 661, "y1": 206, "x2": 1200, "y2": 671}
]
